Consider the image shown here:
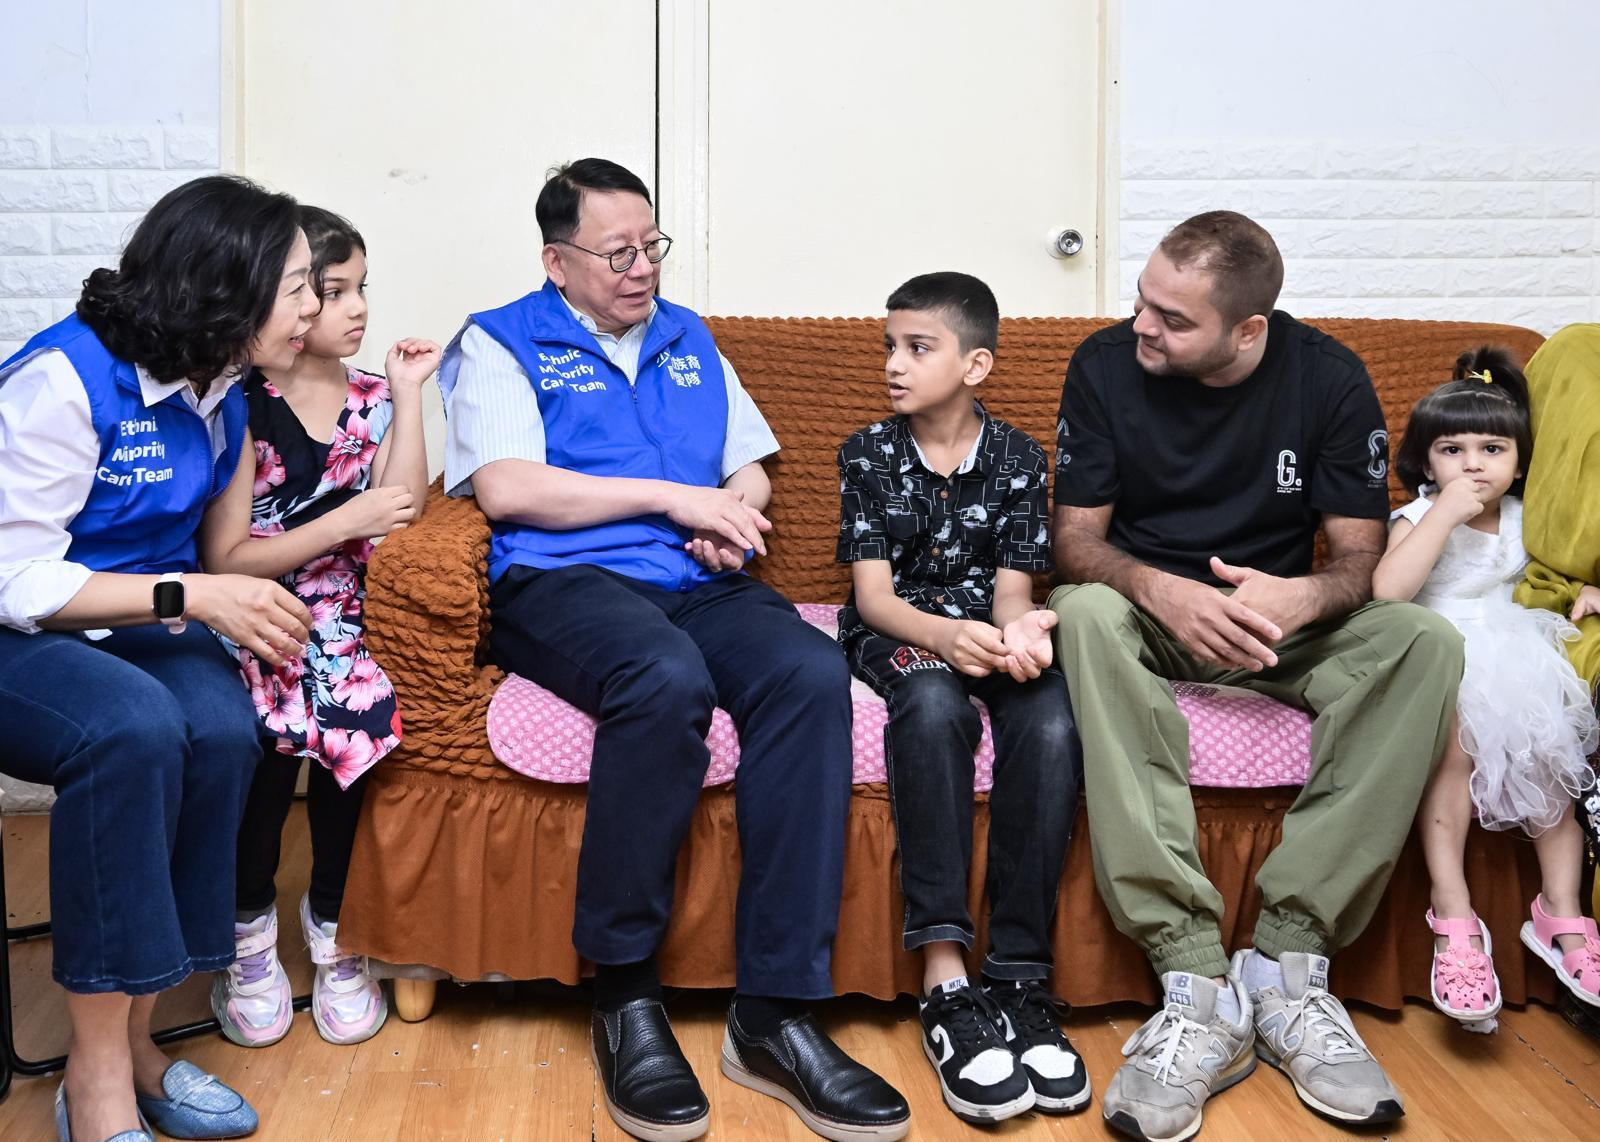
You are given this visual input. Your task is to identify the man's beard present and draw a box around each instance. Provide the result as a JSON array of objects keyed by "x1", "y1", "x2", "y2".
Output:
[{"x1": 1139, "y1": 333, "x2": 1238, "y2": 380}]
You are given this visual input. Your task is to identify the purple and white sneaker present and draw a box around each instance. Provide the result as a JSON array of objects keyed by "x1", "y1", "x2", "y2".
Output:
[
  {"x1": 300, "y1": 894, "x2": 388, "y2": 1045},
  {"x1": 211, "y1": 906, "x2": 294, "y2": 1048}
]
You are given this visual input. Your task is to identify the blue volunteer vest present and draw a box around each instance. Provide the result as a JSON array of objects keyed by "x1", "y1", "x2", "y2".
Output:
[
  {"x1": 0, "y1": 314, "x2": 247, "y2": 574},
  {"x1": 455, "y1": 281, "x2": 730, "y2": 589}
]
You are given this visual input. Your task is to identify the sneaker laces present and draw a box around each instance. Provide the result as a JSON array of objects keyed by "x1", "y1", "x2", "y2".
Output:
[
  {"x1": 992, "y1": 981, "x2": 1071, "y2": 1045},
  {"x1": 1124, "y1": 1004, "x2": 1203, "y2": 1087},
  {"x1": 1296, "y1": 989, "x2": 1370, "y2": 1061},
  {"x1": 930, "y1": 985, "x2": 1010, "y2": 1058},
  {"x1": 232, "y1": 945, "x2": 276, "y2": 989}
]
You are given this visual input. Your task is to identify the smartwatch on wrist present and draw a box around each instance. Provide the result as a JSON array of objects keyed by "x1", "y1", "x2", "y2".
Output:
[{"x1": 153, "y1": 572, "x2": 187, "y2": 634}]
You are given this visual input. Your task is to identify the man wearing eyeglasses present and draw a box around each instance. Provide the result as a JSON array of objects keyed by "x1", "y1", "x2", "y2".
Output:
[{"x1": 439, "y1": 158, "x2": 910, "y2": 1142}]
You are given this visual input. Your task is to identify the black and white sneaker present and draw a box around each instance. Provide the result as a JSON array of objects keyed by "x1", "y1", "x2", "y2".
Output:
[
  {"x1": 989, "y1": 980, "x2": 1092, "y2": 1113},
  {"x1": 918, "y1": 978, "x2": 1035, "y2": 1123}
]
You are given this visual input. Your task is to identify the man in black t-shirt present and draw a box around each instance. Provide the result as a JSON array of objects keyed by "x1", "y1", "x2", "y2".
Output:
[{"x1": 1048, "y1": 212, "x2": 1463, "y2": 1140}]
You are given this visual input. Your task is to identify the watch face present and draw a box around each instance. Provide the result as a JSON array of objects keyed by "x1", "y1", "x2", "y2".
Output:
[{"x1": 153, "y1": 579, "x2": 185, "y2": 620}]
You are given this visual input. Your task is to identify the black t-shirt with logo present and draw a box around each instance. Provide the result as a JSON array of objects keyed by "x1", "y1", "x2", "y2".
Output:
[{"x1": 1053, "y1": 311, "x2": 1390, "y2": 585}]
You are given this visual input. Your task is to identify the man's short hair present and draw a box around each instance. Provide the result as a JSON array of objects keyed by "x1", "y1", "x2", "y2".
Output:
[
  {"x1": 1157, "y1": 210, "x2": 1284, "y2": 326},
  {"x1": 885, "y1": 271, "x2": 999, "y2": 354},
  {"x1": 536, "y1": 158, "x2": 653, "y2": 245}
]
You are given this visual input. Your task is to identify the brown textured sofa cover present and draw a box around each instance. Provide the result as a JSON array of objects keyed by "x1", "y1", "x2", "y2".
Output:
[{"x1": 340, "y1": 315, "x2": 1557, "y2": 1013}]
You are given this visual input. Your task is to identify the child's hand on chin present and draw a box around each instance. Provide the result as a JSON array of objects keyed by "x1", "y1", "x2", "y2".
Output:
[
  {"x1": 1435, "y1": 475, "x2": 1486, "y2": 524},
  {"x1": 386, "y1": 338, "x2": 442, "y2": 388}
]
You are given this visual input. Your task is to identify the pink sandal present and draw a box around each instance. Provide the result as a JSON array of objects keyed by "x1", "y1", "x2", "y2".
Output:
[
  {"x1": 1427, "y1": 909, "x2": 1502, "y2": 1027},
  {"x1": 1521, "y1": 895, "x2": 1600, "y2": 1008}
]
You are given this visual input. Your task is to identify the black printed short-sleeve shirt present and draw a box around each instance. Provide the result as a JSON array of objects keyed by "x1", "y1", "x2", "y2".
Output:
[{"x1": 835, "y1": 404, "x2": 1052, "y2": 646}]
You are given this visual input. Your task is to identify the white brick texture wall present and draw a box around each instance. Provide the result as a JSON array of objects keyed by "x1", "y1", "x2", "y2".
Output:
[
  {"x1": 0, "y1": 125, "x2": 218, "y2": 360},
  {"x1": 1121, "y1": 141, "x2": 1600, "y2": 334}
]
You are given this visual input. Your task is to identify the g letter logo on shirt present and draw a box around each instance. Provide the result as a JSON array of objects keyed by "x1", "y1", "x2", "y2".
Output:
[{"x1": 1275, "y1": 449, "x2": 1301, "y2": 494}]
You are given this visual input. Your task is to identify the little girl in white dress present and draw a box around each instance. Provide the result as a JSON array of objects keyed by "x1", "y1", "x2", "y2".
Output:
[{"x1": 1374, "y1": 346, "x2": 1599, "y2": 1032}]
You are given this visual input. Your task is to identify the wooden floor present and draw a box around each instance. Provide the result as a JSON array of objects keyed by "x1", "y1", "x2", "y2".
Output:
[{"x1": 4, "y1": 811, "x2": 1598, "y2": 1140}]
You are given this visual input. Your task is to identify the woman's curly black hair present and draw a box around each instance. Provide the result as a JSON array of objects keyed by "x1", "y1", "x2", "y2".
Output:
[
  {"x1": 1394, "y1": 344, "x2": 1533, "y2": 494},
  {"x1": 75, "y1": 175, "x2": 300, "y2": 384}
]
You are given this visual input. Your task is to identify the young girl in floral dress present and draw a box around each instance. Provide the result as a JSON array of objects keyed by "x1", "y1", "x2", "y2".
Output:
[{"x1": 199, "y1": 205, "x2": 439, "y2": 1047}]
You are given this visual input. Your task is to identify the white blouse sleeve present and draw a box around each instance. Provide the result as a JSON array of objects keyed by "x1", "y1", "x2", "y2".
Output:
[
  {"x1": 0, "y1": 350, "x2": 99, "y2": 633},
  {"x1": 1392, "y1": 494, "x2": 1433, "y2": 528}
]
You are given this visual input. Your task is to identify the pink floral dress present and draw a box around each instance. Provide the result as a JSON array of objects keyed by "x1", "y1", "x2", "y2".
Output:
[{"x1": 230, "y1": 366, "x2": 402, "y2": 788}]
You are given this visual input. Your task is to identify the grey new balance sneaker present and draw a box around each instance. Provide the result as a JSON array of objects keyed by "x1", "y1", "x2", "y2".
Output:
[
  {"x1": 1102, "y1": 972, "x2": 1256, "y2": 1141},
  {"x1": 1234, "y1": 950, "x2": 1405, "y2": 1125}
]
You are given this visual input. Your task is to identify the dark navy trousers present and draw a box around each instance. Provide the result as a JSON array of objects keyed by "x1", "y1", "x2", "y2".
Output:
[{"x1": 488, "y1": 564, "x2": 853, "y2": 1000}]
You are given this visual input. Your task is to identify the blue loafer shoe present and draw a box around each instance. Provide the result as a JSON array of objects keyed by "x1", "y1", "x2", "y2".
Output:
[
  {"x1": 133, "y1": 1060, "x2": 258, "y2": 1139},
  {"x1": 54, "y1": 1083, "x2": 155, "y2": 1142}
]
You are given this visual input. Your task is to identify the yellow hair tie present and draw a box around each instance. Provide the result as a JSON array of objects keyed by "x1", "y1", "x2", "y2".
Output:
[{"x1": 1469, "y1": 368, "x2": 1493, "y2": 384}]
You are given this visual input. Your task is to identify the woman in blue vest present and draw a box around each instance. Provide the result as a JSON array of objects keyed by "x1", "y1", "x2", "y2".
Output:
[{"x1": 0, "y1": 176, "x2": 318, "y2": 1142}]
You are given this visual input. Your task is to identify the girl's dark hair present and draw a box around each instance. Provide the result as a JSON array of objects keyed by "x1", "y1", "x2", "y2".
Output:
[
  {"x1": 298, "y1": 205, "x2": 366, "y2": 296},
  {"x1": 1394, "y1": 344, "x2": 1533, "y2": 494},
  {"x1": 76, "y1": 175, "x2": 300, "y2": 383}
]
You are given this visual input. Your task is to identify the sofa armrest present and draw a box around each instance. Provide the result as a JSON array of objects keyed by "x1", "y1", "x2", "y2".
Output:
[{"x1": 364, "y1": 479, "x2": 504, "y2": 777}]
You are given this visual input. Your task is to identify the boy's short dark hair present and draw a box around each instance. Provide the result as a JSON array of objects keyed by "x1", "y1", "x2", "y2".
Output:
[
  {"x1": 536, "y1": 158, "x2": 653, "y2": 245},
  {"x1": 1157, "y1": 210, "x2": 1283, "y2": 326},
  {"x1": 886, "y1": 271, "x2": 999, "y2": 354}
]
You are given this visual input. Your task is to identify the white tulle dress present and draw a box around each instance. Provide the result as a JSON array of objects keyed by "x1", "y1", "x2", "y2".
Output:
[{"x1": 1398, "y1": 492, "x2": 1598, "y2": 832}]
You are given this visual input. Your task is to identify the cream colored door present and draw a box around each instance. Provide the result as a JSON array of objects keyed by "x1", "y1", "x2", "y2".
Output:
[
  {"x1": 231, "y1": 0, "x2": 657, "y2": 467},
  {"x1": 694, "y1": 0, "x2": 1108, "y2": 317}
]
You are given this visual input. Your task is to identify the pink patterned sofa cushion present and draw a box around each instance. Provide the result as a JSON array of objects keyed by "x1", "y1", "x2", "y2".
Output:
[{"x1": 486, "y1": 603, "x2": 1313, "y2": 790}]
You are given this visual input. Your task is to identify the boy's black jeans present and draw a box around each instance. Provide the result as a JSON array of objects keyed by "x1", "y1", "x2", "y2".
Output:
[{"x1": 846, "y1": 632, "x2": 1083, "y2": 982}]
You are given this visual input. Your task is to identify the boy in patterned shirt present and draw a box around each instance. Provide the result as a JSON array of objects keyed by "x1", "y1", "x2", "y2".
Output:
[{"x1": 835, "y1": 272, "x2": 1088, "y2": 1125}]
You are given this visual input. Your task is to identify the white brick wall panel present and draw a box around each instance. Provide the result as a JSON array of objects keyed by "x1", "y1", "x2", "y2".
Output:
[
  {"x1": 1416, "y1": 144, "x2": 1517, "y2": 180},
  {"x1": 1283, "y1": 297, "x2": 1390, "y2": 319},
  {"x1": 1543, "y1": 258, "x2": 1595, "y2": 297},
  {"x1": 0, "y1": 128, "x2": 50, "y2": 169},
  {"x1": 1259, "y1": 220, "x2": 1304, "y2": 257},
  {"x1": 0, "y1": 255, "x2": 113, "y2": 299},
  {"x1": 1119, "y1": 260, "x2": 1143, "y2": 299},
  {"x1": 1545, "y1": 181, "x2": 1595, "y2": 218},
  {"x1": 1346, "y1": 260, "x2": 1450, "y2": 299},
  {"x1": 53, "y1": 213, "x2": 141, "y2": 256},
  {"x1": 1214, "y1": 142, "x2": 1319, "y2": 180},
  {"x1": 0, "y1": 171, "x2": 108, "y2": 213},
  {"x1": 51, "y1": 127, "x2": 163, "y2": 170},
  {"x1": 1122, "y1": 141, "x2": 1219, "y2": 180},
  {"x1": 1447, "y1": 260, "x2": 1544, "y2": 298},
  {"x1": 0, "y1": 340, "x2": 23, "y2": 360},
  {"x1": 1119, "y1": 221, "x2": 1172, "y2": 260},
  {"x1": 0, "y1": 299, "x2": 54, "y2": 340},
  {"x1": 1251, "y1": 181, "x2": 1346, "y2": 219},
  {"x1": 1319, "y1": 141, "x2": 1418, "y2": 179},
  {"x1": 1495, "y1": 298, "x2": 1594, "y2": 330},
  {"x1": 164, "y1": 127, "x2": 220, "y2": 169},
  {"x1": 1121, "y1": 180, "x2": 1252, "y2": 221},
  {"x1": 1347, "y1": 182, "x2": 1449, "y2": 219},
  {"x1": 1280, "y1": 261, "x2": 1352, "y2": 298},
  {"x1": 1445, "y1": 181, "x2": 1546, "y2": 219},
  {"x1": 0, "y1": 215, "x2": 52, "y2": 256},
  {"x1": 1394, "y1": 220, "x2": 1498, "y2": 259},
  {"x1": 1516, "y1": 145, "x2": 1600, "y2": 181},
  {"x1": 1299, "y1": 221, "x2": 1399, "y2": 259},
  {"x1": 51, "y1": 298, "x2": 80, "y2": 323},
  {"x1": 108, "y1": 170, "x2": 200, "y2": 212},
  {"x1": 1496, "y1": 220, "x2": 1592, "y2": 258}
]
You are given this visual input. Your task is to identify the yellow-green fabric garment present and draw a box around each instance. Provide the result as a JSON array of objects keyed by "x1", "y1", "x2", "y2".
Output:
[{"x1": 1513, "y1": 323, "x2": 1600, "y2": 690}]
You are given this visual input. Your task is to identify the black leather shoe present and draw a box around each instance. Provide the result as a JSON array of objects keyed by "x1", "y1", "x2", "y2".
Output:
[
  {"x1": 591, "y1": 999, "x2": 710, "y2": 1141},
  {"x1": 720, "y1": 1003, "x2": 911, "y2": 1141}
]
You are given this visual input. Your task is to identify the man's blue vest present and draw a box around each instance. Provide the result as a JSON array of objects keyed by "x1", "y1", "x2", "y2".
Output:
[
  {"x1": 458, "y1": 281, "x2": 731, "y2": 589},
  {"x1": 0, "y1": 314, "x2": 247, "y2": 574}
]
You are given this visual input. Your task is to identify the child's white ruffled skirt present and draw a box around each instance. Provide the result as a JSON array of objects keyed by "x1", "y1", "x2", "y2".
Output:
[{"x1": 1440, "y1": 594, "x2": 1599, "y2": 833}]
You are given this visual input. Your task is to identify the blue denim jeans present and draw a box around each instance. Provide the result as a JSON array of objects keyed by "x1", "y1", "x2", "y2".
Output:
[
  {"x1": 0, "y1": 624, "x2": 261, "y2": 994},
  {"x1": 846, "y1": 632, "x2": 1082, "y2": 981}
]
